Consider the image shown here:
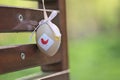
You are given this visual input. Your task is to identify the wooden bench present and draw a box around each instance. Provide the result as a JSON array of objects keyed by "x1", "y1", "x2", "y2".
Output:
[{"x1": 0, "y1": 0, "x2": 69, "y2": 80}]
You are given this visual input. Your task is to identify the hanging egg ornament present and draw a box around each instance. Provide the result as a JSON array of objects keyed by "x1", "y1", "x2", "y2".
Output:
[
  {"x1": 36, "y1": 20, "x2": 61, "y2": 56},
  {"x1": 35, "y1": 0, "x2": 61, "y2": 56}
]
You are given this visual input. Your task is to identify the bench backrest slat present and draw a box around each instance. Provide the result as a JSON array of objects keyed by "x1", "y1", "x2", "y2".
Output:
[
  {"x1": 0, "y1": 6, "x2": 58, "y2": 32},
  {"x1": 0, "y1": 44, "x2": 61, "y2": 74}
]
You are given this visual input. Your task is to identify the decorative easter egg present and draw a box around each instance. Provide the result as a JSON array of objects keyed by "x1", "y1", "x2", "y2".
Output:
[{"x1": 36, "y1": 21, "x2": 61, "y2": 56}]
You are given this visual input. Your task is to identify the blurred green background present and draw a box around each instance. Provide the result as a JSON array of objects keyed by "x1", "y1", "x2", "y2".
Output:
[{"x1": 0, "y1": 0, "x2": 120, "y2": 80}]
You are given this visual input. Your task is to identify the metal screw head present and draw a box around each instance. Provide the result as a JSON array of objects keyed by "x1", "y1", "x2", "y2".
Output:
[
  {"x1": 21, "y1": 52, "x2": 25, "y2": 60},
  {"x1": 18, "y1": 14, "x2": 23, "y2": 22}
]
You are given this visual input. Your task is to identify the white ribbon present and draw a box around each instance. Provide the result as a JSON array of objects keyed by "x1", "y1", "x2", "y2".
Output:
[
  {"x1": 30, "y1": 0, "x2": 61, "y2": 41},
  {"x1": 42, "y1": 0, "x2": 48, "y2": 20}
]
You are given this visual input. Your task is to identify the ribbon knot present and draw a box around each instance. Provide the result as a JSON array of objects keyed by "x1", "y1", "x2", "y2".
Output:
[{"x1": 30, "y1": 0, "x2": 61, "y2": 41}]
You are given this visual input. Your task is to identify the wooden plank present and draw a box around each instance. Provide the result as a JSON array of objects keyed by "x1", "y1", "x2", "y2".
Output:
[
  {"x1": 40, "y1": 0, "x2": 69, "y2": 71},
  {"x1": 40, "y1": 73, "x2": 69, "y2": 80},
  {"x1": 0, "y1": 5, "x2": 59, "y2": 32},
  {"x1": 0, "y1": 44, "x2": 61, "y2": 74},
  {"x1": 39, "y1": 70, "x2": 69, "y2": 80},
  {"x1": 17, "y1": 70, "x2": 69, "y2": 80},
  {"x1": 0, "y1": 6, "x2": 41, "y2": 32},
  {"x1": 58, "y1": 0, "x2": 69, "y2": 70}
]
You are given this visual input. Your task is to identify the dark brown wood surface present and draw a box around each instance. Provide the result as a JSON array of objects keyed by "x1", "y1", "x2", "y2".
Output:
[
  {"x1": 58, "y1": 0, "x2": 69, "y2": 70},
  {"x1": 39, "y1": 0, "x2": 69, "y2": 72},
  {"x1": 0, "y1": 6, "x2": 40, "y2": 32},
  {"x1": 0, "y1": 6, "x2": 58, "y2": 32},
  {"x1": 0, "y1": 44, "x2": 61, "y2": 74}
]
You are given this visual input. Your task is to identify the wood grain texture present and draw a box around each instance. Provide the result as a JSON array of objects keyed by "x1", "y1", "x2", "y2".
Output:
[
  {"x1": 0, "y1": 44, "x2": 61, "y2": 74},
  {"x1": 58, "y1": 0, "x2": 69, "y2": 70},
  {"x1": 0, "y1": 5, "x2": 58, "y2": 32}
]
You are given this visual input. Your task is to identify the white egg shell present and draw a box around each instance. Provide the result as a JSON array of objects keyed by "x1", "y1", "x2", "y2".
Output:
[{"x1": 36, "y1": 23, "x2": 61, "y2": 56}]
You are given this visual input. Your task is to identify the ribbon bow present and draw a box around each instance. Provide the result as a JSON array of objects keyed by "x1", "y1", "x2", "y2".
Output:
[{"x1": 30, "y1": 0, "x2": 61, "y2": 41}]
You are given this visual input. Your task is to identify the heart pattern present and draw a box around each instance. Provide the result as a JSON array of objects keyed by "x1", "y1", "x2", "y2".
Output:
[
  {"x1": 38, "y1": 33, "x2": 54, "y2": 51},
  {"x1": 41, "y1": 38, "x2": 49, "y2": 45}
]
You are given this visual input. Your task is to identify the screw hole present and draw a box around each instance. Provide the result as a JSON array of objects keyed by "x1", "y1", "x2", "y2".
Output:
[
  {"x1": 21, "y1": 52, "x2": 25, "y2": 60},
  {"x1": 18, "y1": 14, "x2": 23, "y2": 22}
]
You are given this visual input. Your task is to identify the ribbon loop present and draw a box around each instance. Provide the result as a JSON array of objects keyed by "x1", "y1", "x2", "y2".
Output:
[
  {"x1": 30, "y1": 0, "x2": 61, "y2": 41},
  {"x1": 48, "y1": 11, "x2": 58, "y2": 21}
]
